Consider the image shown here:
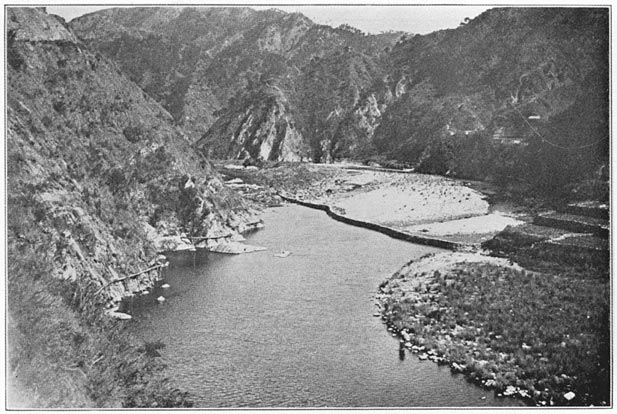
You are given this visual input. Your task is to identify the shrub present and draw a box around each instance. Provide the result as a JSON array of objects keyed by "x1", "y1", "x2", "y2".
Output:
[
  {"x1": 123, "y1": 125, "x2": 147, "y2": 143},
  {"x1": 52, "y1": 100, "x2": 67, "y2": 114},
  {"x1": 107, "y1": 168, "x2": 126, "y2": 194},
  {"x1": 7, "y1": 192, "x2": 193, "y2": 408}
]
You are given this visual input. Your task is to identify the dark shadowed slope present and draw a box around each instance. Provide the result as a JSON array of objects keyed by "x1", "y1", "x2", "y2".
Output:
[{"x1": 7, "y1": 7, "x2": 254, "y2": 407}]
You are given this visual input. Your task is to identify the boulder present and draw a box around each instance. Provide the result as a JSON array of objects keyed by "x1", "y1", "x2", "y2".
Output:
[
  {"x1": 105, "y1": 308, "x2": 132, "y2": 320},
  {"x1": 401, "y1": 331, "x2": 411, "y2": 342},
  {"x1": 154, "y1": 235, "x2": 195, "y2": 252},
  {"x1": 484, "y1": 379, "x2": 497, "y2": 388},
  {"x1": 503, "y1": 385, "x2": 517, "y2": 396},
  {"x1": 451, "y1": 362, "x2": 465, "y2": 373}
]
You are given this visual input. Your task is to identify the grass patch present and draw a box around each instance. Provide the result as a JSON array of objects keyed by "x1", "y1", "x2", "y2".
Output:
[
  {"x1": 8, "y1": 235, "x2": 193, "y2": 408},
  {"x1": 7, "y1": 187, "x2": 193, "y2": 408},
  {"x1": 380, "y1": 262, "x2": 609, "y2": 406}
]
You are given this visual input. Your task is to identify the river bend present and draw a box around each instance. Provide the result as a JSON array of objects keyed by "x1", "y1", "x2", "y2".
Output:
[{"x1": 127, "y1": 204, "x2": 519, "y2": 407}]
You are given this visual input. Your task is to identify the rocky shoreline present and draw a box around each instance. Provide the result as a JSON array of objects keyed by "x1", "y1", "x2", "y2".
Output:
[
  {"x1": 217, "y1": 161, "x2": 609, "y2": 407},
  {"x1": 376, "y1": 251, "x2": 608, "y2": 407}
]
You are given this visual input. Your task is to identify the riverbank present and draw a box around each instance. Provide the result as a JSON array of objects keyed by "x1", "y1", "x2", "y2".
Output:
[
  {"x1": 215, "y1": 160, "x2": 609, "y2": 407},
  {"x1": 377, "y1": 252, "x2": 609, "y2": 407},
  {"x1": 216, "y1": 161, "x2": 526, "y2": 248},
  {"x1": 124, "y1": 204, "x2": 520, "y2": 407},
  {"x1": 7, "y1": 234, "x2": 193, "y2": 408}
]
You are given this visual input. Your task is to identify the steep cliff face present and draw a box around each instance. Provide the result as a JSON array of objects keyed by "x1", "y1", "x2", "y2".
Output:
[
  {"x1": 70, "y1": 7, "x2": 402, "y2": 160},
  {"x1": 8, "y1": 7, "x2": 264, "y2": 407},
  {"x1": 7, "y1": 7, "x2": 255, "y2": 306},
  {"x1": 197, "y1": 88, "x2": 306, "y2": 162},
  {"x1": 71, "y1": 6, "x2": 608, "y2": 195},
  {"x1": 291, "y1": 45, "x2": 390, "y2": 162},
  {"x1": 70, "y1": 7, "x2": 314, "y2": 139}
]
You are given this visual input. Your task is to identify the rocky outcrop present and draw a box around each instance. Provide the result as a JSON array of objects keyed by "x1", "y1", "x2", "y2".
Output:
[
  {"x1": 197, "y1": 88, "x2": 307, "y2": 162},
  {"x1": 7, "y1": 7, "x2": 74, "y2": 41},
  {"x1": 7, "y1": 7, "x2": 257, "y2": 308},
  {"x1": 70, "y1": 7, "x2": 401, "y2": 161},
  {"x1": 70, "y1": 7, "x2": 607, "y2": 193}
]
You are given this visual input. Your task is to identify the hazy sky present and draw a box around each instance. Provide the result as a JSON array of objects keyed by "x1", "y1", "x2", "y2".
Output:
[{"x1": 46, "y1": 4, "x2": 490, "y2": 35}]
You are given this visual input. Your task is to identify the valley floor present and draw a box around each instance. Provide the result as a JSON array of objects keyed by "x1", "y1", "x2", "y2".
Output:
[
  {"x1": 216, "y1": 160, "x2": 527, "y2": 247},
  {"x1": 215, "y1": 160, "x2": 610, "y2": 407}
]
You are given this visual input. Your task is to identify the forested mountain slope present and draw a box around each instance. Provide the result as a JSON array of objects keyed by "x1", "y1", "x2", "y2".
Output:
[
  {"x1": 365, "y1": 8, "x2": 608, "y2": 194},
  {"x1": 71, "y1": 7, "x2": 401, "y2": 161},
  {"x1": 72, "y1": 6, "x2": 608, "y2": 197},
  {"x1": 7, "y1": 7, "x2": 255, "y2": 406}
]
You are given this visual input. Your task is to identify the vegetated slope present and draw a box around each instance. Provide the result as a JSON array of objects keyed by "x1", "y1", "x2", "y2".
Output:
[
  {"x1": 70, "y1": 7, "x2": 402, "y2": 161},
  {"x1": 6, "y1": 7, "x2": 254, "y2": 407},
  {"x1": 72, "y1": 7, "x2": 608, "y2": 198},
  {"x1": 194, "y1": 25, "x2": 398, "y2": 162},
  {"x1": 365, "y1": 8, "x2": 608, "y2": 196},
  {"x1": 379, "y1": 257, "x2": 609, "y2": 406},
  {"x1": 197, "y1": 42, "x2": 391, "y2": 162},
  {"x1": 70, "y1": 7, "x2": 299, "y2": 137}
]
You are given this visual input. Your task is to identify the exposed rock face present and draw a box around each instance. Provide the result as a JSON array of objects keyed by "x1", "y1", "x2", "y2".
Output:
[
  {"x1": 7, "y1": 7, "x2": 256, "y2": 306},
  {"x1": 197, "y1": 88, "x2": 306, "y2": 162},
  {"x1": 70, "y1": 7, "x2": 315, "y2": 138},
  {"x1": 72, "y1": 6, "x2": 607, "y2": 193},
  {"x1": 7, "y1": 7, "x2": 74, "y2": 41},
  {"x1": 70, "y1": 7, "x2": 402, "y2": 161}
]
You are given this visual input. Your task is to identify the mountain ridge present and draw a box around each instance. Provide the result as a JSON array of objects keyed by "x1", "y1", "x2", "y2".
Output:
[
  {"x1": 70, "y1": 7, "x2": 403, "y2": 154},
  {"x1": 70, "y1": 7, "x2": 608, "y2": 195}
]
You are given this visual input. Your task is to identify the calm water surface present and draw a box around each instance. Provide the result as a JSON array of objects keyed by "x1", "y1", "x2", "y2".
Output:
[{"x1": 127, "y1": 204, "x2": 521, "y2": 407}]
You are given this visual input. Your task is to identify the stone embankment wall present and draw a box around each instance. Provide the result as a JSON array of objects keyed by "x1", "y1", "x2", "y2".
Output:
[{"x1": 278, "y1": 192, "x2": 464, "y2": 251}]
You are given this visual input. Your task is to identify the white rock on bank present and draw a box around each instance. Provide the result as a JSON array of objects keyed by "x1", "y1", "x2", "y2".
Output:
[
  {"x1": 503, "y1": 385, "x2": 517, "y2": 396},
  {"x1": 451, "y1": 362, "x2": 465, "y2": 372},
  {"x1": 105, "y1": 308, "x2": 132, "y2": 320},
  {"x1": 210, "y1": 242, "x2": 266, "y2": 254},
  {"x1": 484, "y1": 379, "x2": 497, "y2": 388}
]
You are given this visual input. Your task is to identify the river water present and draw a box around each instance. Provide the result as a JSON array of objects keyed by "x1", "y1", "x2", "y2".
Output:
[{"x1": 127, "y1": 204, "x2": 521, "y2": 407}]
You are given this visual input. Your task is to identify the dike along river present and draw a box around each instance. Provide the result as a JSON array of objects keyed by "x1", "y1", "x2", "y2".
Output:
[{"x1": 126, "y1": 204, "x2": 521, "y2": 407}]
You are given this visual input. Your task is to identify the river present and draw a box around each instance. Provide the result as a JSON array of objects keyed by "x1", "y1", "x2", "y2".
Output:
[{"x1": 126, "y1": 204, "x2": 521, "y2": 407}]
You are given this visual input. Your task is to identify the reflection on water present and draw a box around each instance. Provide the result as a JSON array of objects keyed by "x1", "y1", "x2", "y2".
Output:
[{"x1": 127, "y1": 204, "x2": 522, "y2": 408}]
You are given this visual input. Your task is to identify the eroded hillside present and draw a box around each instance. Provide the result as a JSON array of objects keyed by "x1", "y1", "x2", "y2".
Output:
[
  {"x1": 73, "y1": 7, "x2": 608, "y2": 199},
  {"x1": 367, "y1": 8, "x2": 608, "y2": 191},
  {"x1": 71, "y1": 7, "x2": 401, "y2": 160},
  {"x1": 7, "y1": 7, "x2": 256, "y2": 407}
]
